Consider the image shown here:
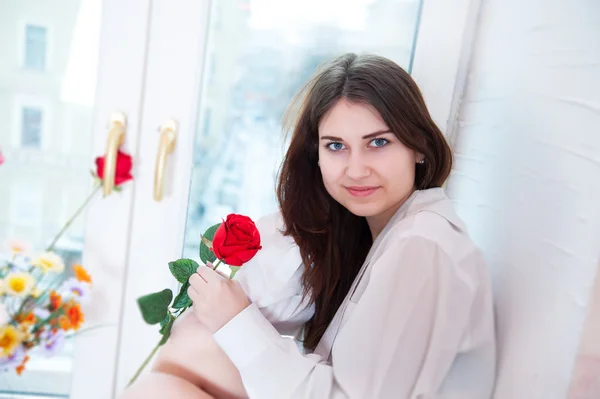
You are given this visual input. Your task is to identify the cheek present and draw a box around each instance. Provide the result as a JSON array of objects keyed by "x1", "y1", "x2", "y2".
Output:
[
  {"x1": 377, "y1": 150, "x2": 416, "y2": 186},
  {"x1": 318, "y1": 158, "x2": 342, "y2": 193}
]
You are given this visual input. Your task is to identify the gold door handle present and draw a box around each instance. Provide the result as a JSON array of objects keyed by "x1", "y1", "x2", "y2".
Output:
[
  {"x1": 103, "y1": 112, "x2": 127, "y2": 196},
  {"x1": 153, "y1": 119, "x2": 177, "y2": 201}
]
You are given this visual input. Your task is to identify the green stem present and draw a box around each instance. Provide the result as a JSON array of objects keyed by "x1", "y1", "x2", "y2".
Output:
[
  {"x1": 46, "y1": 183, "x2": 102, "y2": 252},
  {"x1": 127, "y1": 339, "x2": 161, "y2": 386},
  {"x1": 212, "y1": 259, "x2": 222, "y2": 270},
  {"x1": 128, "y1": 306, "x2": 190, "y2": 386}
]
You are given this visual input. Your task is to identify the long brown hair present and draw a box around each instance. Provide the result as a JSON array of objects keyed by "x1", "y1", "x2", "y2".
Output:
[{"x1": 276, "y1": 53, "x2": 453, "y2": 350}]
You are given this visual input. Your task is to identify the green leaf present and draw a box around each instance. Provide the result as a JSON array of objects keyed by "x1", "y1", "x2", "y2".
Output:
[
  {"x1": 199, "y1": 223, "x2": 221, "y2": 264},
  {"x1": 172, "y1": 282, "x2": 193, "y2": 309},
  {"x1": 137, "y1": 289, "x2": 173, "y2": 325},
  {"x1": 159, "y1": 313, "x2": 175, "y2": 345},
  {"x1": 168, "y1": 259, "x2": 199, "y2": 284}
]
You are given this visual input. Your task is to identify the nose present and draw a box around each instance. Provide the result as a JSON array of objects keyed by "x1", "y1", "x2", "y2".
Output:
[{"x1": 345, "y1": 151, "x2": 371, "y2": 180}]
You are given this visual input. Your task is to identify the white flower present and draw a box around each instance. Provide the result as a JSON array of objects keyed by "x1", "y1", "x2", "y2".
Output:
[
  {"x1": 33, "y1": 308, "x2": 51, "y2": 320},
  {"x1": 1, "y1": 239, "x2": 31, "y2": 256},
  {"x1": 31, "y1": 252, "x2": 65, "y2": 273},
  {"x1": 4, "y1": 273, "x2": 35, "y2": 297},
  {"x1": 0, "y1": 303, "x2": 9, "y2": 327},
  {"x1": 60, "y1": 277, "x2": 90, "y2": 303}
]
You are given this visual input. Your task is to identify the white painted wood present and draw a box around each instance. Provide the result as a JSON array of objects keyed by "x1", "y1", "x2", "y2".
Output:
[
  {"x1": 67, "y1": 0, "x2": 152, "y2": 398},
  {"x1": 113, "y1": 0, "x2": 212, "y2": 393},
  {"x1": 410, "y1": 0, "x2": 483, "y2": 139}
]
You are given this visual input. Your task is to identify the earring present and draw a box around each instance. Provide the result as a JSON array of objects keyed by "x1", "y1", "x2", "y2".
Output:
[{"x1": 418, "y1": 159, "x2": 425, "y2": 164}]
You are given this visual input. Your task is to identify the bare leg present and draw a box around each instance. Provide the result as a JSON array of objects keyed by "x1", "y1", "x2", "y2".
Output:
[
  {"x1": 118, "y1": 311, "x2": 247, "y2": 399},
  {"x1": 118, "y1": 372, "x2": 215, "y2": 399}
]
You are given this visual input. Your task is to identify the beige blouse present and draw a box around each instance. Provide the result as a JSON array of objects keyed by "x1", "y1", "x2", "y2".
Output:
[{"x1": 213, "y1": 188, "x2": 496, "y2": 398}]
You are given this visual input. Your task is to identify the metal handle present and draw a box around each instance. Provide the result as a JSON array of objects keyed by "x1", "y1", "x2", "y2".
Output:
[
  {"x1": 153, "y1": 119, "x2": 177, "y2": 201},
  {"x1": 103, "y1": 112, "x2": 127, "y2": 196}
]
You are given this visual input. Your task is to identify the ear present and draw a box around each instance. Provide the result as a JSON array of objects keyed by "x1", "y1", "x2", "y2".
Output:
[{"x1": 415, "y1": 152, "x2": 425, "y2": 164}]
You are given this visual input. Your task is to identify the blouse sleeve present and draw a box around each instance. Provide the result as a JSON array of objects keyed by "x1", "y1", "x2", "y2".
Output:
[
  {"x1": 213, "y1": 236, "x2": 477, "y2": 398},
  {"x1": 233, "y1": 212, "x2": 314, "y2": 337}
]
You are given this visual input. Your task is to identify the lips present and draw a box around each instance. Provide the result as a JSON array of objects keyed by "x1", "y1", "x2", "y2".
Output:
[{"x1": 346, "y1": 186, "x2": 380, "y2": 197}]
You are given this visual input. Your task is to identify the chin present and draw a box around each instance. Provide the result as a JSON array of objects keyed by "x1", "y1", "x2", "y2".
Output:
[{"x1": 343, "y1": 201, "x2": 383, "y2": 218}]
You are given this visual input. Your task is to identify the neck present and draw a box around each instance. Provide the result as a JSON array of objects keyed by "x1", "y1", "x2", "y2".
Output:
[{"x1": 366, "y1": 189, "x2": 416, "y2": 241}]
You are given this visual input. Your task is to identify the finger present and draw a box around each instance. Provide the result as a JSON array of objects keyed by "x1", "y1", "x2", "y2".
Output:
[
  {"x1": 197, "y1": 265, "x2": 222, "y2": 284},
  {"x1": 189, "y1": 272, "x2": 206, "y2": 290},
  {"x1": 187, "y1": 284, "x2": 201, "y2": 304},
  {"x1": 213, "y1": 268, "x2": 229, "y2": 279},
  {"x1": 207, "y1": 262, "x2": 229, "y2": 279}
]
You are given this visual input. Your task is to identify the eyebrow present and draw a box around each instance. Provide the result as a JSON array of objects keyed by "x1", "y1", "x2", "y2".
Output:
[{"x1": 320, "y1": 129, "x2": 393, "y2": 141}]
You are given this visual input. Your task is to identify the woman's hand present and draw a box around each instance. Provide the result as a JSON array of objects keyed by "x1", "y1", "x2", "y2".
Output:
[{"x1": 187, "y1": 264, "x2": 251, "y2": 334}]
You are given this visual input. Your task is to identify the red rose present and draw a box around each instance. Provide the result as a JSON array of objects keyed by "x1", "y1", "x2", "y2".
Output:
[
  {"x1": 212, "y1": 214, "x2": 262, "y2": 266},
  {"x1": 95, "y1": 150, "x2": 133, "y2": 186}
]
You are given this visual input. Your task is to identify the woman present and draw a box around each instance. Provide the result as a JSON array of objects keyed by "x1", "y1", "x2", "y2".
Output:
[{"x1": 120, "y1": 53, "x2": 496, "y2": 398}]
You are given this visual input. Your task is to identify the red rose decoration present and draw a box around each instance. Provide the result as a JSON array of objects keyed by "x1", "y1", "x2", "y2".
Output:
[
  {"x1": 212, "y1": 214, "x2": 262, "y2": 266},
  {"x1": 95, "y1": 150, "x2": 133, "y2": 186}
]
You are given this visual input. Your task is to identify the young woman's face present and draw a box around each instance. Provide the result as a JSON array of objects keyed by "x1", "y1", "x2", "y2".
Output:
[{"x1": 318, "y1": 99, "x2": 423, "y2": 235}]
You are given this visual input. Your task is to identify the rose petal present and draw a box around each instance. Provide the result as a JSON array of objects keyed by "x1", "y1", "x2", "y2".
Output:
[
  {"x1": 212, "y1": 214, "x2": 262, "y2": 266},
  {"x1": 217, "y1": 244, "x2": 258, "y2": 257},
  {"x1": 232, "y1": 248, "x2": 261, "y2": 264},
  {"x1": 212, "y1": 223, "x2": 228, "y2": 259},
  {"x1": 94, "y1": 151, "x2": 133, "y2": 186}
]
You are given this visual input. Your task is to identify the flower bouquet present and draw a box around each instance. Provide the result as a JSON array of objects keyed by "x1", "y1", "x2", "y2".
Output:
[
  {"x1": 130, "y1": 213, "x2": 262, "y2": 384},
  {"x1": 0, "y1": 150, "x2": 133, "y2": 374}
]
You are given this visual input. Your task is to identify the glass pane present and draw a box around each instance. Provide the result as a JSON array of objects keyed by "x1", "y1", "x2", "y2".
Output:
[
  {"x1": 0, "y1": 0, "x2": 102, "y2": 396},
  {"x1": 182, "y1": 0, "x2": 423, "y2": 258},
  {"x1": 25, "y1": 25, "x2": 48, "y2": 71},
  {"x1": 21, "y1": 107, "x2": 43, "y2": 147}
]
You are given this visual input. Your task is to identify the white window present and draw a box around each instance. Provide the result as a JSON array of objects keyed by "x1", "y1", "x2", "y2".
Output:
[
  {"x1": 21, "y1": 106, "x2": 43, "y2": 148},
  {"x1": 12, "y1": 94, "x2": 52, "y2": 150},
  {"x1": 24, "y1": 24, "x2": 48, "y2": 70}
]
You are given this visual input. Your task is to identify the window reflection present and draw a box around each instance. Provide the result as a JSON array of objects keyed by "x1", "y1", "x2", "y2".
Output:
[{"x1": 183, "y1": 0, "x2": 422, "y2": 258}]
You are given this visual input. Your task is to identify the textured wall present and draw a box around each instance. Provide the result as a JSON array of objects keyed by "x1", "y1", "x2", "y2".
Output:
[{"x1": 445, "y1": 0, "x2": 600, "y2": 397}]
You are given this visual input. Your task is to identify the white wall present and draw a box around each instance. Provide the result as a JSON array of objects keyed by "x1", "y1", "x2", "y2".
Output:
[
  {"x1": 445, "y1": 0, "x2": 600, "y2": 398},
  {"x1": 569, "y1": 260, "x2": 600, "y2": 398}
]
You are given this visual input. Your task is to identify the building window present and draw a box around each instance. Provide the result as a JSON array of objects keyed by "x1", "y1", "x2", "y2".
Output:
[
  {"x1": 24, "y1": 24, "x2": 47, "y2": 71},
  {"x1": 21, "y1": 106, "x2": 43, "y2": 148}
]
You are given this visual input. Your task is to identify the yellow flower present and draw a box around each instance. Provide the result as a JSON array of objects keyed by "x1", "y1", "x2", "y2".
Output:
[
  {"x1": 0, "y1": 325, "x2": 23, "y2": 357},
  {"x1": 5, "y1": 273, "x2": 35, "y2": 297},
  {"x1": 32, "y1": 252, "x2": 64, "y2": 273}
]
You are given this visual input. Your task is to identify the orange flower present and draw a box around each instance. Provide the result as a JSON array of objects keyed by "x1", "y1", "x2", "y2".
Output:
[
  {"x1": 16, "y1": 355, "x2": 30, "y2": 375},
  {"x1": 73, "y1": 264, "x2": 92, "y2": 284},
  {"x1": 58, "y1": 316, "x2": 71, "y2": 331},
  {"x1": 66, "y1": 302, "x2": 84, "y2": 330},
  {"x1": 49, "y1": 291, "x2": 62, "y2": 310},
  {"x1": 59, "y1": 301, "x2": 84, "y2": 331},
  {"x1": 16, "y1": 312, "x2": 36, "y2": 325}
]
